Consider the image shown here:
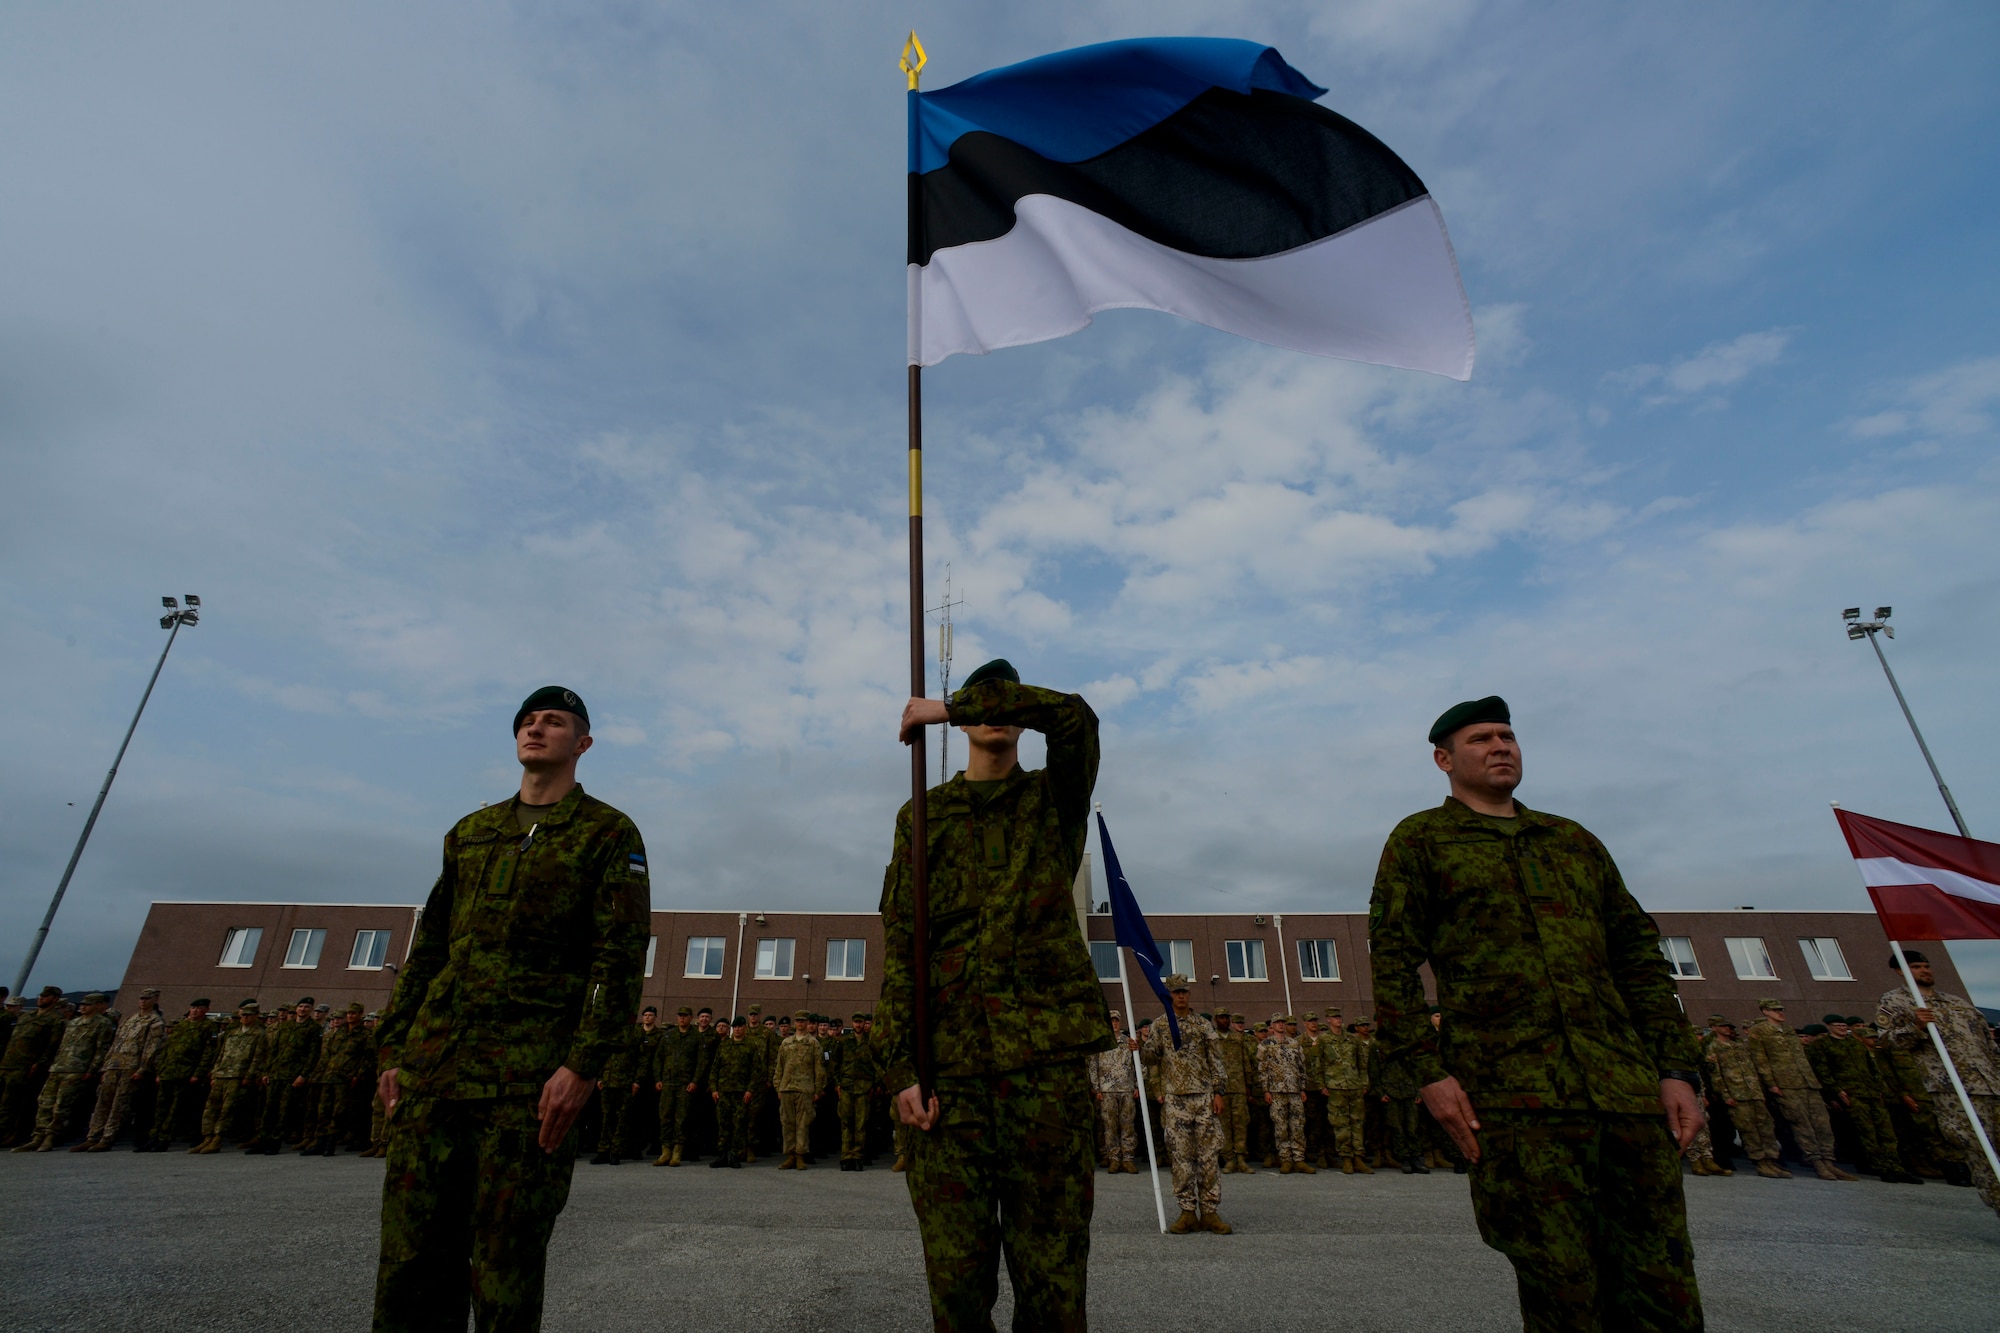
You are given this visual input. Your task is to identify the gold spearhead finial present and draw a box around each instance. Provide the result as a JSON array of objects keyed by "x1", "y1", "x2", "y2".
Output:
[{"x1": 901, "y1": 31, "x2": 927, "y2": 90}]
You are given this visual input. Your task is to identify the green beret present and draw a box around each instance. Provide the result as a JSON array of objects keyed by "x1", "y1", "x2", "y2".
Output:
[
  {"x1": 1823, "y1": 1013, "x2": 1846, "y2": 1026},
  {"x1": 513, "y1": 685, "x2": 588, "y2": 735},
  {"x1": 960, "y1": 658, "x2": 1020, "y2": 690},
  {"x1": 1429, "y1": 695, "x2": 1510, "y2": 746},
  {"x1": 641, "y1": 1005, "x2": 657, "y2": 1015},
  {"x1": 1800, "y1": 1023, "x2": 1828, "y2": 1035},
  {"x1": 1844, "y1": 1016, "x2": 1865, "y2": 1026},
  {"x1": 190, "y1": 998, "x2": 210, "y2": 1007}
]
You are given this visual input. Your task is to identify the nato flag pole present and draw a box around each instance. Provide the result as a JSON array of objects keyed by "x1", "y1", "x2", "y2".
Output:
[
  {"x1": 1097, "y1": 808, "x2": 1179, "y2": 1049},
  {"x1": 1097, "y1": 804, "x2": 1170, "y2": 1233}
]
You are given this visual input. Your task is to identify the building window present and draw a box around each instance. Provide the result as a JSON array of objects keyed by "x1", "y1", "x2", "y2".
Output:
[
  {"x1": 1724, "y1": 936, "x2": 1777, "y2": 981},
  {"x1": 1225, "y1": 939, "x2": 1268, "y2": 982},
  {"x1": 1798, "y1": 937, "x2": 1853, "y2": 981},
  {"x1": 349, "y1": 930, "x2": 391, "y2": 970},
  {"x1": 754, "y1": 938, "x2": 795, "y2": 980},
  {"x1": 1297, "y1": 939, "x2": 1339, "y2": 981},
  {"x1": 644, "y1": 936, "x2": 658, "y2": 979},
  {"x1": 826, "y1": 939, "x2": 866, "y2": 981},
  {"x1": 685, "y1": 936, "x2": 725, "y2": 979},
  {"x1": 1089, "y1": 941, "x2": 1122, "y2": 982},
  {"x1": 218, "y1": 927, "x2": 262, "y2": 969},
  {"x1": 1658, "y1": 937, "x2": 1701, "y2": 980},
  {"x1": 281, "y1": 928, "x2": 326, "y2": 969},
  {"x1": 1165, "y1": 940, "x2": 1195, "y2": 979}
]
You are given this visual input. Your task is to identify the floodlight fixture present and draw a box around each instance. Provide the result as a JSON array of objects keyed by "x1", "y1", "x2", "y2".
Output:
[
  {"x1": 162, "y1": 596, "x2": 178, "y2": 609},
  {"x1": 1847, "y1": 626, "x2": 1865, "y2": 640},
  {"x1": 1875, "y1": 606, "x2": 1891, "y2": 620},
  {"x1": 185, "y1": 594, "x2": 201, "y2": 607},
  {"x1": 1841, "y1": 608, "x2": 1860, "y2": 621},
  {"x1": 160, "y1": 615, "x2": 176, "y2": 629}
]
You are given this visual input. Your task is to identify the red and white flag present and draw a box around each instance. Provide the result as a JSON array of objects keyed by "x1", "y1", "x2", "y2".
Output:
[{"x1": 1835, "y1": 808, "x2": 2000, "y2": 940}]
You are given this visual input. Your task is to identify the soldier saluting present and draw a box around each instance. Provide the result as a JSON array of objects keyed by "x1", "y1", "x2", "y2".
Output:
[
  {"x1": 879, "y1": 659, "x2": 1114, "y2": 1333},
  {"x1": 1368, "y1": 696, "x2": 1707, "y2": 1332},
  {"x1": 371, "y1": 687, "x2": 651, "y2": 1333}
]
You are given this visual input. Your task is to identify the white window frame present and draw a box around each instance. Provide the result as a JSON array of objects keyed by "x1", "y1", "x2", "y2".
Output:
[
  {"x1": 1658, "y1": 936, "x2": 1702, "y2": 980},
  {"x1": 1297, "y1": 939, "x2": 1339, "y2": 982},
  {"x1": 1089, "y1": 941, "x2": 1123, "y2": 982},
  {"x1": 825, "y1": 938, "x2": 866, "y2": 981},
  {"x1": 1798, "y1": 937, "x2": 1854, "y2": 982},
  {"x1": 644, "y1": 936, "x2": 658, "y2": 979},
  {"x1": 684, "y1": 936, "x2": 725, "y2": 979},
  {"x1": 348, "y1": 929, "x2": 391, "y2": 970},
  {"x1": 754, "y1": 937, "x2": 795, "y2": 980},
  {"x1": 281, "y1": 928, "x2": 326, "y2": 970},
  {"x1": 1225, "y1": 939, "x2": 1268, "y2": 983},
  {"x1": 1724, "y1": 936, "x2": 1778, "y2": 981},
  {"x1": 1164, "y1": 940, "x2": 1195, "y2": 980},
  {"x1": 218, "y1": 927, "x2": 262, "y2": 968}
]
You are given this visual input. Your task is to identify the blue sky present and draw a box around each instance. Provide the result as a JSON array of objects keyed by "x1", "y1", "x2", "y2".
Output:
[{"x1": 5, "y1": 2, "x2": 1999, "y2": 1002}]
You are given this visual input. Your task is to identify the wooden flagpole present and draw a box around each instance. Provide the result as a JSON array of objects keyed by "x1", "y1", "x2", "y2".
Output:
[{"x1": 902, "y1": 32, "x2": 934, "y2": 1103}]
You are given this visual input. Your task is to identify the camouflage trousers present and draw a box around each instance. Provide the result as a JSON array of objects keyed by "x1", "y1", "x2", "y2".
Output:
[
  {"x1": 371, "y1": 1093, "x2": 388, "y2": 1150},
  {"x1": 1889, "y1": 1097, "x2": 1949, "y2": 1172},
  {"x1": 1097, "y1": 1092, "x2": 1137, "y2": 1166},
  {"x1": 1385, "y1": 1097, "x2": 1423, "y2": 1164},
  {"x1": 658, "y1": 1084, "x2": 692, "y2": 1150},
  {"x1": 1468, "y1": 1111, "x2": 1703, "y2": 1333},
  {"x1": 1218, "y1": 1092, "x2": 1251, "y2": 1160},
  {"x1": 907, "y1": 1060, "x2": 1095, "y2": 1333},
  {"x1": 150, "y1": 1078, "x2": 206, "y2": 1146},
  {"x1": 1934, "y1": 1092, "x2": 2000, "y2": 1213},
  {"x1": 32, "y1": 1073, "x2": 94, "y2": 1140},
  {"x1": 1161, "y1": 1093, "x2": 1222, "y2": 1213},
  {"x1": 374, "y1": 1095, "x2": 575, "y2": 1333},
  {"x1": 1835, "y1": 1095, "x2": 1901, "y2": 1173},
  {"x1": 779, "y1": 1090, "x2": 816, "y2": 1156},
  {"x1": 0, "y1": 1067, "x2": 47, "y2": 1141},
  {"x1": 1685, "y1": 1126, "x2": 1715, "y2": 1163},
  {"x1": 1722, "y1": 1097, "x2": 1778, "y2": 1162},
  {"x1": 838, "y1": 1089, "x2": 870, "y2": 1159},
  {"x1": 1770, "y1": 1088, "x2": 1834, "y2": 1161},
  {"x1": 713, "y1": 1093, "x2": 751, "y2": 1157},
  {"x1": 201, "y1": 1077, "x2": 253, "y2": 1141},
  {"x1": 1267, "y1": 1093, "x2": 1305, "y2": 1163},
  {"x1": 261, "y1": 1079, "x2": 313, "y2": 1143},
  {"x1": 596, "y1": 1085, "x2": 630, "y2": 1153},
  {"x1": 311, "y1": 1079, "x2": 369, "y2": 1145},
  {"x1": 87, "y1": 1072, "x2": 145, "y2": 1142},
  {"x1": 1325, "y1": 1090, "x2": 1367, "y2": 1159}
]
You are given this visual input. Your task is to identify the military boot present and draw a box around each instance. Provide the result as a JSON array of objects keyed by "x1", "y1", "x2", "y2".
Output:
[
  {"x1": 1819, "y1": 1161, "x2": 1858, "y2": 1181},
  {"x1": 195, "y1": 1136, "x2": 222, "y2": 1154},
  {"x1": 670, "y1": 1146, "x2": 683, "y2": 1167},
  {"x1": 1402, "y1": 1159, "x2": 1429, "y2": 1174},
  {"x1": 653, "y1": 1149, "x2": 672, "y2": 1166},
  {"x1": 1199, "y1": 1211, "x2": 1233, "y2": 1234},
  {"x1": 1262, "y1": 1153, "x2": 1278, "y2": 1168},
  {"x1": 296, "y1": 1139, "x2": 320, "y2": 1155},
  {"x1": 1296, "y1": 1160, "x2": 1316, "y2": 1174},
  {"x1": 778, "y1": 1154, "x2": 796, "y2": 1169},
  {"x1": 1279, "y1": 1160, "x2": 1294, "y2": 1174},
  {"x1": 1340, "y1": 1157, "x2": 1355, "y2": 1175},
  {"x1": 12, "y1": 1136, "x2": 45, "y2": 1153},
  {"x1": 1120, "y1": 1161, "x2": 1138, "y2": 1174},
  {"x1": 1754, "y1": 1160, "x2": 1791, "y2": 1179},
  {"x1": 1352, "y1": 1156, "x2": 1374, "y2": 1174},
  {"x1": 1167, "y1": 1210, "x2": 1198, "y2": 1235},
  {"x1": 87, "y1": 1139, "x2": 115, "y2": 1153},
  {"x1": 70, "y1": 1139, "x2": 97, "y2": 1153},
  {"x1": 892, "y1": 1154, "x2": 909, "y2": 1172}
]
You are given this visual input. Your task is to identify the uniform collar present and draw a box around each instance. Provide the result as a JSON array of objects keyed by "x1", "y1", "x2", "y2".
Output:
[{"x1": 1437, "y1": 794, "x2": 1551, "y2": 828}]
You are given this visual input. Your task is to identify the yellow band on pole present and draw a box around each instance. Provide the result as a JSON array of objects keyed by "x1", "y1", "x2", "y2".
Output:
[
  {"x1": 901, "y1": 31, "x2": 927, "y2": 91},
  {"x1": 908, "y1": 449, "x2": 922, "y2": 516}
]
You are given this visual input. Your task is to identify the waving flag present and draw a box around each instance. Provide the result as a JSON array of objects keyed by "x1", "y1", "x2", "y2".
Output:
[
  {"x1": 907, "y1": 37, "x2": 1474, "y2": 377},
  {"x1": 1835, "y1": 808, "x2": 2000, "y2": 939},
  {"x1": 1097, "y1": 810, "x2": 1181, "y2": 1048}
]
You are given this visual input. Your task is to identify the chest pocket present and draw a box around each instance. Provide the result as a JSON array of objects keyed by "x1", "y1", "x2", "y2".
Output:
[{"x1": 980, "y1": 824, "x2": 1007, "y2": 869}]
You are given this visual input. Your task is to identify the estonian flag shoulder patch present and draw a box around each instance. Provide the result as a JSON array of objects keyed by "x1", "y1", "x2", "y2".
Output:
[{"x1": 627, "y1": 852, "x2": 648, "y2": 875}]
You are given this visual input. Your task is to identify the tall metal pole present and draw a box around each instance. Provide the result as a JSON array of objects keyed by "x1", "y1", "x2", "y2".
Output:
[
  {"x1": 903, "y1": 32, "x2": 933, "y2": 1102},
  {"x1": 15, "y1": 611, "x2": 191, "y2": 995},
  {"x1": 1862, "y1": 627, "x2": 1970, "y2": 837}
]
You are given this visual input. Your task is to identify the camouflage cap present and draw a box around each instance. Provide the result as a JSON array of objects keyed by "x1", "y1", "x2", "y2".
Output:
[
  {"x1": 794, "y1": 1010, "x2": 811, "y2": 1022},
  {"x1": 513, "y1": 685, "x2": 588, "y2": 734},
  {"x1": 748, "y1": 1003, "x2": 762, "y2": 1014},
  {"x1": 82, "y1": 991, "x2": 108, "y2": 1004},
  {"x1": 1231, "y1": 1013, "x2": 1247, "y2": 1022},
  {"x1": 346, "y1": 1002, "x2": 365, "y2": 1014},
  {"x1": 1253, "y1": 1021, "x2": 1269, "y2": 1031},
  {"x1": 39, "y1": 985, "x2": 62, "y2": 997},
  {"x1": 1327, "y1": 1008, "x2": 1343, "y2": 1019},
  {"x1": 140, "y1": 987, "x2": 161, "y2": 998},
  {"x1": 1707, "y1": 1013, "x2": 1730, "y2": 1025},
  {"x1": 1284, "y1": 1014, "x2": 1298, "y2": 1025},
  {"x1": 1163, "y1": 974, "x2": 1192, "y2": 991},
  {"x1": 238, "y1": 1001, "x2": 260, "y2": 1015},
  {"x1": 852, "y1": 1012, "x2": 868, "y2": 1022},
  {"x1": 677, "y1": 1006, "x2": 694, "y2": 1016},
  {"x1": 1758, "y1": 997, "x2": 1785, "y2": 1011},
  {"x1": 1303, "y1": 1011, "x2": 1319, "y2": 1021},
  {"x1": 365, "y1": 1012, "x2": 379, "y2": 1021},
  {"x1": 1108, "y1": 1010, "x2": 1122, "y2": 1020},
  {"x1": 315, "y1": 1004, "x2": 331, "y2": 1013},
  {"x1": 1429, "y1": 695, "x2": 1509, "y2": 746}
]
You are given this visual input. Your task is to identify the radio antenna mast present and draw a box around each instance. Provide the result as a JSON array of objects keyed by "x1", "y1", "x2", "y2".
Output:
[{"x1": 930, "y1": 563, "x2": 965, "y2": 785}]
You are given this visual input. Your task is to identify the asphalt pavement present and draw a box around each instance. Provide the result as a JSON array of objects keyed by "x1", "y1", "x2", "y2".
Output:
[{"x1": 2, "y1": 1150, "x2": 1996, "y2": 1331}]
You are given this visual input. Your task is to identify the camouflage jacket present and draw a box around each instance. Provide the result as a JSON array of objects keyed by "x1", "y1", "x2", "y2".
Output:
[
  {"x1": 100, "y1": 1008, "x2": 169, "y2": 1074},
  {"x1": 654, "y1": 1025, "x2": 708, "y2": 1088},
  {"x1": 601, "y1": 1026, "x2": 643, "y2": 1085},
  {"x1": 772, "y1": 1034, "x2": 826, "y2": 1095},
  {"x1": 1368, "y1": 797, "x2": 1699, "y2": 1116},
  {"x1": 153, "y1": 1017, "x2": 221, "y2": 1081},
  {"x1": 1089, "y1": 1042, "x2": 1138, "y2": 1095},
  {"x1": 709, "y1": 1036, "x2": 764, "y2": 1095},
  {"x1": 1875, "y1": 1040, "x2": 1933, "y2": 1103},
  {"x1": 48, "y1": 1012, "x2": 116, "y2": 1076},
  {"x1": 1142, "y1": 1015, "x2": 1225, "y2": 1097},
  {"x1": 261, "y1": 1019, "x2": 321, "y2": 1082},
  {"x1": 1315, "y1": 1032, "x2": 1370, "y2": 1092},
  {"x1": 211, "y1": 1022, "x2": 268, "y2": 1081},
  {"x1": 1256, "y1": 1035, "x2": 1306, "y2": 1095},
  {"x1": 1744, "y1": 1018, "x2": 1818, "y2": 1092},
  {"x1": 629, "y1": 1026, "x2": 664, "y2": 1086},
  {"x1": 1808, "y1": 1034, "x2": 1880, "y2": 1097},
  {"x1": 377, "y1": 786, "x2": 652, "y2": 1099},
  {"x1": 312, "y1": 1023, "x2": 373, "y2": 1083},
  {"x1": 1214, "y1": 1029, "x2": 1262, "y2": 1096},
  {"x1": 1703, "y1": 1037, "x2": 1765, "y2": 1103},
  {"x1": 829, "y1": 1032, "x2": 879, "y2": 1093},
  {"x1": 0, "y1": 1005, "x2": 67, "y2": 1072},
  {"x1": 876, "y1": 679, "x2": 1114, "y2": 1088},
  {"x1": 1880, "y1": 986, "x2": 2000, "y2": 1097},
  {"x1": 695, "y1": 1027, "x2": 724, "y2": 1085}
]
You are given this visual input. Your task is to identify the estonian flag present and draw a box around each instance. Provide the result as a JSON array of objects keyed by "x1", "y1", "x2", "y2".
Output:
[{"x1": 908, "y1": 38, "x2": 1474, "y2": 379}]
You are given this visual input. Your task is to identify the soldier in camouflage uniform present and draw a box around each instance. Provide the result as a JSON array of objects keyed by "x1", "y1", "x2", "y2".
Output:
[
  {"x1": 142, "y1": 999, "x2": 217, "y2": 1150},
  {"x1": 880, "y1": 661, "x2": 1115, "y2": 1333},
  {"x1": 1808, "y1": 1014, "x2": 1917, "y2": 1182},
  {"x1": 1144, "y1": 977, "x2": 1232, "y2": 1233},
  {"x1": 301, "y1": 1003, "x2": 372, "y2": 1153},
  {"x1": 0, "y1": 985, "x2": 69, "y2": 1146},
  {"x1": 833, "y1": 1010, "x2": 880, "y2": 1170},
  {"x1": 1213, "y1": 1012, "x2": 1259, "y2": 1173},
  {"x1": 1318, "y1": 1011, "x2": 1373, "y2": 1174},
  {"x1": 191, "y1": 1001, "x2": 268, "y2": 1153},
  {"x1": 1376, "y1": 1018, "x2": 1429, "y2": 1173},
  {"x1": 80, "y1": 986, "x2": 167, "y2": 1151},
  {"x1": 1871, "y1": 1020, "x2": 1949, "y2": 1177},
  {"x1": 627, "y1": 1005, "x2": 665, "y2": 1157},
  {"x1": 248, "y1": 997, "x2": 321, "y2": 1154},
  {"x1": 1370, "y1": 696, "x2": 1706, "y2": 1332},
  {"x1": 1880, "y1": 950, "x2": 2000, "y2": 1217},
  {"x1": 1257, "y1": 1015, "x2": 1311, "y2": 1173},
  {"x1": 708, "y1": 1017, "x2": 761, "y2": 1166},
  {"x1": 773, "y1": 1008, "x2": 827, "y2": 1169},
  {"x1": 1088, "y1": 1011, "x2": 1140, "y2": 1173},
  {"x1": 371, "y1": 687, "x2": 651, "y2": 1333},
  {"x1": 590, "y1": 1010, "x2": 643, "y2": 1165},
  {"x1": 651, "y1": 1006, "x2": 706, "y2": 1167},
  {"x1": 15, "y1": 993, "x2": 114, "y2": 1151},
  {"x1": 1703, "y1": 1018, "x2": 1783, "y2": 1178},
  {"x1": 1744, "y1": 1000, "x2": 1853, "y2": 1181},
  {"x1": 741, "y1": 1003, "x2": 774, "y2": 1161}
]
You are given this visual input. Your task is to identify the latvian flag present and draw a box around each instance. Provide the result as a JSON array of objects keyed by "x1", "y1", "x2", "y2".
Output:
[
  {"x1": 908, "y1": 38, "x2": 1475, "y2": 378},
  {"x1": 1836, "y1": 808, "x2": 2000, "y2": 940}
]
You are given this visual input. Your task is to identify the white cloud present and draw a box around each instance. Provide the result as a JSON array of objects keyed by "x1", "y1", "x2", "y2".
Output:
[
  {"x1": 1609, "y1": 329, "x2": 1791, "y2": 408},
  {"x1": 1848, "y1": 354, "x2": 2000, "y2": 440}
]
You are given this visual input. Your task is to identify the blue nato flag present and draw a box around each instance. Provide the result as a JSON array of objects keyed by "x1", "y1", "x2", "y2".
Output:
[{"x1": 1097, "y1": 810, "x2": 1181, "y2": 1049}]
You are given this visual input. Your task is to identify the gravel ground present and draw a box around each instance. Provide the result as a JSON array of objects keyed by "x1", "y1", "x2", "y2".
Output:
[{"x1": 2, "y1": 1149, "x2": 1996, "y2": 1331}]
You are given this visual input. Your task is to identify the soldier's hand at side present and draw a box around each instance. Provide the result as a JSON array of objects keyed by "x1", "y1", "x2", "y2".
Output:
[
  {"x1": 687, "y1": 1083, "x2": 697, "y2": 1094},
  {"x1": 293, "y1": 1075, "x2": 306, "y2": 1088},
  {"x1": 900, "y1": 697, "x2": 949, "y2": 744},
  {"x1": 1419, "y1": 1076, "x2": 1482, "y2": 1163},
  {"x1": 1838, "y1": 1091, "x2": 1850, "y2": 1107},
  {"x1": 535, "y1": 1065, "x2": 595, "y2": 1153},
  {"x1": 1769, "y1": 1086, "x2": 1782, "y2": 1097},
  {"x1": 378, "y1": 1069, "x2": 401, "y2": 1117},
  {"x1": 897, "y1": 1083, "x2": 941, "y2": 1131},
  {"x1": 1212, "y1": 1095, "x2": 1225, "y2": 1118},
  {"x1": 1903, "y1": 1094, "x2": 1919, "y2": 1112},
  {"x1": 1723, "y1": 1097, "x2": 1737, "y2": 1108},
  {"x1": 1659, "y1": 1078, "x2": 1704, "y2": 1151}
]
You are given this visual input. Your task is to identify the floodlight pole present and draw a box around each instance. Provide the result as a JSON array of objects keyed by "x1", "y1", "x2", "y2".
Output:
[
  {"x1": 1851, "y1": 616, "x2": 1969, "y2": 838},
  {"x1": 13, "y1": 603, "x2": 197, "y2": 996}
]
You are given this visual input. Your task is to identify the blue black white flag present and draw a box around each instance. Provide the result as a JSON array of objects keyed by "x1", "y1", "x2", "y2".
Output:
[
  {"x1": 908, "y1": 38, "x2": 1474, "y2": 378},
  {"x1": 1098, "y1": 810, "x2": 1180, "y2": 1049}
]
